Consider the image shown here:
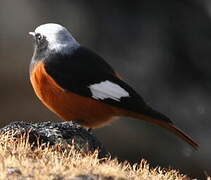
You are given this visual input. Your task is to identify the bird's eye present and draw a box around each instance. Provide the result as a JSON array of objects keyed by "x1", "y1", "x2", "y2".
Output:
[{"x1": 35, "y1": 33, "x2": 43, "y2": 41}]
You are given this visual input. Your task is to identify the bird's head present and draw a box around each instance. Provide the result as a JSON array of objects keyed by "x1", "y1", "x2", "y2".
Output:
[{"x1": 29, "y1": 23, "x2": 79, "y2": 59}]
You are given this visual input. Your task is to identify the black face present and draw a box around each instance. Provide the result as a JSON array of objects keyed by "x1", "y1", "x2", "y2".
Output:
[
  {"x1": 34, "y1": 33, "x2": 47, "y2": 49},
  {"x1": 31, "y1": 33, "x2": 49, "y2": 61}
]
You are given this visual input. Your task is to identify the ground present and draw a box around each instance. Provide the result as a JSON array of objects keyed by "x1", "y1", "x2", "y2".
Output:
[{"x1": 0, "y1": 132, "x2": 192, "y2": 180}]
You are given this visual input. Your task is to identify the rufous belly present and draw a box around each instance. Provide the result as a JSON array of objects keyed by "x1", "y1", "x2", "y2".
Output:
[{"x1": 30, "y1": 62, "x2": 117, "y2": 128}]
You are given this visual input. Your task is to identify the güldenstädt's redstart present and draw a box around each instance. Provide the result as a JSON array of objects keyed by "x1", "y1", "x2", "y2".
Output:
[{"x1": 29, "y1": 23, "x2": 198, "y2": 149}]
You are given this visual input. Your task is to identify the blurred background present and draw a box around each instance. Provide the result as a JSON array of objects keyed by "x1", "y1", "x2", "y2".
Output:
[{"x1": 0, "y1": 0, "x2": 211, "y2": 178}]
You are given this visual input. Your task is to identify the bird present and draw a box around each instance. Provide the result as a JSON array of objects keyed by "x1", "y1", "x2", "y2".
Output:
[{"x1": 29, "y1": 23, "x2": 198, "y2": 149}]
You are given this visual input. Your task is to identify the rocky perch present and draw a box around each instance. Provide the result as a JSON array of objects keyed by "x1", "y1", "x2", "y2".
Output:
[
  {"x1": 0, "y1": 121, "x2": 108, "y2": 158},
  {"x1": 0, "y1": 121, "x2": 189, "y2": 180}
]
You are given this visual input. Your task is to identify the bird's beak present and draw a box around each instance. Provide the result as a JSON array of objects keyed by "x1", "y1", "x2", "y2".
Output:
[{"x1": 29, "y1": 32, "x2": 36, "y2": 37}]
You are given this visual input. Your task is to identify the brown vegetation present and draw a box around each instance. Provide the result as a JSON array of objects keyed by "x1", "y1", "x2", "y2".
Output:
[{"x1": 0, "y1": 133, "x2": 190, "y2": 180}]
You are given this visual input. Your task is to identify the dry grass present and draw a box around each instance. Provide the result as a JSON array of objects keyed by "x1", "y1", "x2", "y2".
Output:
[{"x1": 0, "y1": 133, "x2": 190, "y2": 180}]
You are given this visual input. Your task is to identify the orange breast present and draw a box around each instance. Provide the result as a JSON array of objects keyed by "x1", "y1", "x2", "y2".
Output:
[{"x1": 30, "y1": 62, "x2": 118, "y2": 128}]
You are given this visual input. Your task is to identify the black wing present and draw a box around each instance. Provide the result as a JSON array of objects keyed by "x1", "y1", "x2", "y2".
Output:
[{"x1": 44, "y1": 46, "x2": 172, "y2": 123}]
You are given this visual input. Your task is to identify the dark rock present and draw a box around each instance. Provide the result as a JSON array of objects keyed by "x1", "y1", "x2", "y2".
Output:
[
  {"x1": 51, "y1": 174, "x2": 65, "y2": 180},
  {"x1": 0, "y1": 121, "x2": 108, "y2": 158},
  {"x1": 7, "y1": 167, "x2": 22, "y2": 176},
  {"x1": 70, "y1": 174, "x2": 126, "y2": 180}
]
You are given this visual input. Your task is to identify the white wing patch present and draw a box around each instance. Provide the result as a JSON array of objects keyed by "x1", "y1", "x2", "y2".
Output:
[{"x1": 88, "y1": 80, "x2": 130, "y2": 101}]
